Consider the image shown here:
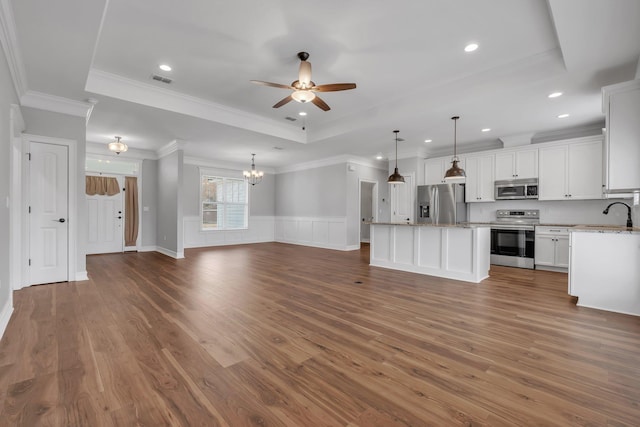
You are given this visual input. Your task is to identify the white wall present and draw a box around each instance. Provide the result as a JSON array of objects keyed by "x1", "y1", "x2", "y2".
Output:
[
  {"x1": 468, "y1": 198, "x2": 634, "y2": 225},
  {"x1": 0, "y1": 41, "x2": 20, "y2": 337}
]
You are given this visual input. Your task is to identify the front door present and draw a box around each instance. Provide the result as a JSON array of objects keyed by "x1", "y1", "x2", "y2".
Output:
[
  {"x1": 29, "y1": 142, "x2": 69, "y2": 285},
  {"x1": 86, "y1": 176, "x2": 124, "y2": 254}
]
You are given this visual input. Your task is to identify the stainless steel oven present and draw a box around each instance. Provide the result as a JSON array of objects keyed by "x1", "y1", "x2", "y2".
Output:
[{"x1": 490, "y1": 210, "x2": 539, "y2": 269}]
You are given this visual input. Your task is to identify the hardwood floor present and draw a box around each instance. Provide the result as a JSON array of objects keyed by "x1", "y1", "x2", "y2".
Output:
[{"x1": 0, "y1": 242, "x2": 639, "y2": 426}]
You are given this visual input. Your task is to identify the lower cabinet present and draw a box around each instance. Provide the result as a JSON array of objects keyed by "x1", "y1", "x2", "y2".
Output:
[{"x1": 535, "y1": 226, "x2": 570, "y2": 271}]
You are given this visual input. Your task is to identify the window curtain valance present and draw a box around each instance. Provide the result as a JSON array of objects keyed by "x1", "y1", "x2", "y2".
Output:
[{"x1": 86, "y1": 176, "x2": 120, "y2": 196}]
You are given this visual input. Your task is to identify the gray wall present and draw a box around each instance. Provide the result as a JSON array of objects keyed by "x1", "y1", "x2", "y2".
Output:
[
  {"x1": 181, "y1": 163, "x2": 275, "y2": 217},
  {"x1": 0, "y1": 44, "x2": 20, "y2": 323},
  {"x1": 275, "y1": 163, "x2": 346, "y2": 217},
  {"x1": 21, "y1": 107, "x2": 87, "y2": 275},
  {"x1": 141, "y1": 159, "x2": 158, "y2": 247},
  {"x1": 157, "y1": 151, "x2": 183, "y2": 254},
  {"x1": 346, "y1": 163, "x2": 389, "y2": 247}
]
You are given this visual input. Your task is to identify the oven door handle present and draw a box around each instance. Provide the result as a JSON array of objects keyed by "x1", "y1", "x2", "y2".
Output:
[{"x1": 490, "y1": 224, "x2": 536, "y2": 231}]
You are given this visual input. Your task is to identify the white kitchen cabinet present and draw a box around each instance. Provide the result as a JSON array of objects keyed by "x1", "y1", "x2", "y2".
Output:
[
  {"x1": 494, "y1": 148, "x2": 538, "y2": 180},
  {"x1": 535, "y1": 226, "x2": 570, "y2": 271},
  {"x1": 538, "y1": 136, "x2": 603, "y2": 201},
  {"x1": 602, "y1": 79, "x2": 640, "y2": 192},
  {"x1": 569, "y1": 230, "x2": 640, "y2": 315},
  {"x1": 465, "y1": 154, "x2": 494, "y2": 202},
  {"x1": 424, "y1": 156, "x2": 465, "y2": 185}
]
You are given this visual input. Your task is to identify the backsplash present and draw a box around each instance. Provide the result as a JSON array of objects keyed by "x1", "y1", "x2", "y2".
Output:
[{"x1": 468, "y1": 198, "x2": 637, "y2": 226}]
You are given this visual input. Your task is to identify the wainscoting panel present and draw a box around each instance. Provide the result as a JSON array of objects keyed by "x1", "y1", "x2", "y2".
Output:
[
  {"x1": 183, "y1": 216, "x2": 275, "y2": 248},
  {"x1": 275, "y1": 217, "x2": 351, "y2": 251}
]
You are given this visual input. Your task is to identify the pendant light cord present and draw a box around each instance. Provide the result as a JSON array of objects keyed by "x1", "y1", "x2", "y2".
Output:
[{"x1": 452, "y1": 116, "x2": 459, "y2": 160}]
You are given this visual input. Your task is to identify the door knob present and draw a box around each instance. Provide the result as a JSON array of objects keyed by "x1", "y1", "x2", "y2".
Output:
[
  {"x1": 118, "y1": 216, "x2": 122, "y2": 219},
  {"x1": 54, "y1": 218, "x2": 65, "y2": 223}
]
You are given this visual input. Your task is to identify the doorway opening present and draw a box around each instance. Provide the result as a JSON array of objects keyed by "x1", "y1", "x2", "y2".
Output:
[{"x1": 359, "y1": 180, "x2": 378, "y2": 244}]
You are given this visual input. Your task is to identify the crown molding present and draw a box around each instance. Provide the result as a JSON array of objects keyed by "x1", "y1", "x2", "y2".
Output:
[
  {"x1": 276, "y1": 154, "x2": 386, "y2": 174},
  {"x1": 0, "y1": 0, "x2": 27, "y2": 97},
  {"x1": 531, "y1": 121, "x2": 604, "y2": 144},
  {"x1": 186, "y1": 156, "x2": 276, "y2": 175},
  {"x1": 86, "y1": 140, "x2": 158, "y2": 160},
  {"x1": 85, "y1": 68, "x2": 307, "y2": 144},
  {"x1": 20, "y1": 90, "x2": 94, "y2": 118},
  {"x1": 156, "y1": 139, "x2": 187, "y2": 159}
]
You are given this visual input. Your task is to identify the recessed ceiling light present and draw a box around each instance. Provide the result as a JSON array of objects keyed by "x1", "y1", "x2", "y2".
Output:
[
  {"x1": 481, "y1": 128, "x2": 491, "y2": 132},
  {"x1": 464, "y1": 43, "x2": 479, "y2": 52},
  {"x1": 376, "y1": 155, "x2": 383, "y2": 160},
  {"x1": 298, "y1": 111, "x2": 307, "y2": 116},
  {"x1": 557, "y1": 113, "x2": 570, "y2": 119},
  {"x1": 159, "y1": 64, "x2": 172, "y2": 72},
  {"x1": 424, "y1": 139, "x2": 432, "y2": 143},
  {"x1": 548, "y1": 92, "x2": 563, "y2": 98}
]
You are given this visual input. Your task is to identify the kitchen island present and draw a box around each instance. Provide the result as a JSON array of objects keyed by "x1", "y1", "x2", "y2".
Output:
[
  {"x1": 369, "y1": 222, "x2": 491, "y2": 283},
  {"x1": 569, "y1": 226, "x2": 640, "y2": 316}
]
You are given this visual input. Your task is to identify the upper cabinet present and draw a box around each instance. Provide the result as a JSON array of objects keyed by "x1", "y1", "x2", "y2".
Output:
[
  {"x1": 465, "y1": 154, "x2": 495, "y2": 203},
  {"x1": 494, "y1": 148, "x2": 538, "y2": 181},
  {"x1": 424, "y1": 156, "x2": 465, "y2": 185},
  {"x1": 538, "y1": 136, "x2": 603, "y2": 201},
  {"x1": 602, "y1": 80, "x2": 640, "y2": 192}
]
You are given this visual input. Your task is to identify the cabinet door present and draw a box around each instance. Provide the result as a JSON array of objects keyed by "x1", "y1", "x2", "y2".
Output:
[
  {"x1": 494, "y1": 152, "x2": 515, "y2": 181},
  {"x1": 539, "y1": 145, "x2": 567, "y2": 200},
  {"x1": 515, "y1": 149, "x2": 538, "y2": 179},
  {"x1": 554, "y1": 235, "x2": 570, "y2": 268},
  {"x1": 477, "y1": 155, "x2": 495, "y2": 201},
  {"x1": 424, "y1": 158, "x2": 445, "y2": 185},
  {"x1": 465, "y1": 155, "x2": 494, "y2": 202},
  {"x1": 607, "y1": 87, "x2": 640, "y2": 191},
  {"x1": 534, "y1": 235, "x2": 556, "y2": 266},
  {"x1": 568, "y1": 140, "x2": 603, "y2": 200},
  {"x1": 464, "y1": 157, "x2": 479, "y2": 202}
]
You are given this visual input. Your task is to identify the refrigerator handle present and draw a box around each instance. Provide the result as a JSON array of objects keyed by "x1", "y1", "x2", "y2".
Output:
[{"x1": 433, "y1": 186, "x2": 438, "y2": 224}]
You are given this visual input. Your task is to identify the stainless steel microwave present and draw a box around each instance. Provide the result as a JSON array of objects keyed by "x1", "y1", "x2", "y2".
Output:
[{"x1": 495, "y1": 178, "x2": 539, "y2": 200}]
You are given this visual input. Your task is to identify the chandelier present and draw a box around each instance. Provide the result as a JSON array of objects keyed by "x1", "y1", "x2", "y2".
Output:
[{"x1": 243, "y1": 154, "x2": 264, "y2": 186}]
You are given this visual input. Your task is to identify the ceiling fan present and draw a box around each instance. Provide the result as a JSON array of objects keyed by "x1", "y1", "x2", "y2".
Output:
[{"x1": 251, "y1": 52, "x2": 356, "y2": 111}]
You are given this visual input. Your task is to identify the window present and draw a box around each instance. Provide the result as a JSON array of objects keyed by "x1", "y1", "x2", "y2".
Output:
[{"x1": 201, "y1": 175, "x2": 248, "y2": 230}]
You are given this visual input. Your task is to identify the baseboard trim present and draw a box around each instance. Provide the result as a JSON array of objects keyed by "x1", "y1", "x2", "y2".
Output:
[
  {"x1": 0, "y1": 299, "x2": 14, "y2": 342},
  {"x1": 156, "y1": 246, "x2": 185, "y2": 259},
  {"x1": 75, "y1": 271, "x2": 89, "y2": 281},
  {"x1": 138, "y1": 245, "x2": 158, "y2": 252}
]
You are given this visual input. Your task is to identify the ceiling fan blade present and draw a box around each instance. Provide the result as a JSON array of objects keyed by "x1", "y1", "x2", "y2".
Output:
[
  {"x1": 272, "y1": 95, "x2": 293, "y2": 108},
  {"x1": 298, "y1": 61, "x2": 312, "y2": 88},
  {"x1": 314, "y1": 83, "x2": 357, "y2": 92},
  {"x1": 311, "y1": 95, "x2": 330, "y2": 111},
  {"x1": 250, "y1": 80, "x2": 292, "y2": 90}
]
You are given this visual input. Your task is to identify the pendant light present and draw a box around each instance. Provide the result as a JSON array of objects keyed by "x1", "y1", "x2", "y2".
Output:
[
  {"x1": 444, "y1": 116, "x2": 465, "y2": 180},
  {"x1": 108, "y1": 136, "x2": 128, "y2": 155},
  {"x1": 243, "y1": 153, "x2": 264, "y2": 186},
  {"x1": 387, "y1": 130, "x2": 405, "y2": 184}
]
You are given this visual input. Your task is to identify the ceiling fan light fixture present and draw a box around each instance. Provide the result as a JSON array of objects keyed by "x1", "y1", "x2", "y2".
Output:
[
  {"x1": 291, "y1": 90, "x2": 316, "y2": 103},
  {"x1": 108, "y1": 136, "x2": 128, "y2": 155},
  {"x1": 444, "y1": 116, "x2": 466, "y2": 181}
]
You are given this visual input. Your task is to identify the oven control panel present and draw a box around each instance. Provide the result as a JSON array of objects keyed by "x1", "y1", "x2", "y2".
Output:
[{"x1": 496, "y1": 209, "x2": 539, "y2": 220}]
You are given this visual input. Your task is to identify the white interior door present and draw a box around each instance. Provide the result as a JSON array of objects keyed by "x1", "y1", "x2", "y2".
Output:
[
  {"x1": 86, "y1": 176, "x2": 124, "y2": 254},
  {"x1": 391, "y1": 174, "x2": 414, "y2": 222},
  {"x1": 29, "y1": 142, "x2": 68, "y2": 285}
]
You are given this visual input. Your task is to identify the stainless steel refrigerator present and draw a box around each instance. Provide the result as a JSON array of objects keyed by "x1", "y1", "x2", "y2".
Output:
[{"x1": 416, "y1": 184, "x2": 467, "y2": 224}]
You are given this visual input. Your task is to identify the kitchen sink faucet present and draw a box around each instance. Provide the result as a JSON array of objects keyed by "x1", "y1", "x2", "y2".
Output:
[{"x1": 602, "y1": 202, "x2": 633, "y2": 228}]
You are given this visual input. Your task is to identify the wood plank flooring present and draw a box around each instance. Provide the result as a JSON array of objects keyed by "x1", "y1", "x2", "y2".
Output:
[{"x1": 0, "y1": 242, "x2": 639, "y2": 426}]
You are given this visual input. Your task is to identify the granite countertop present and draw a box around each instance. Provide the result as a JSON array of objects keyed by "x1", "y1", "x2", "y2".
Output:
[{"x1": 368, "y1": 222, "x2": 487, "y2": 228}]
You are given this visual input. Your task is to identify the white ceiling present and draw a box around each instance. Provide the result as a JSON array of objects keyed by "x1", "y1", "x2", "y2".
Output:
[{"x1": 8, "y1": 0, "x2": 640, "y2": 167}]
